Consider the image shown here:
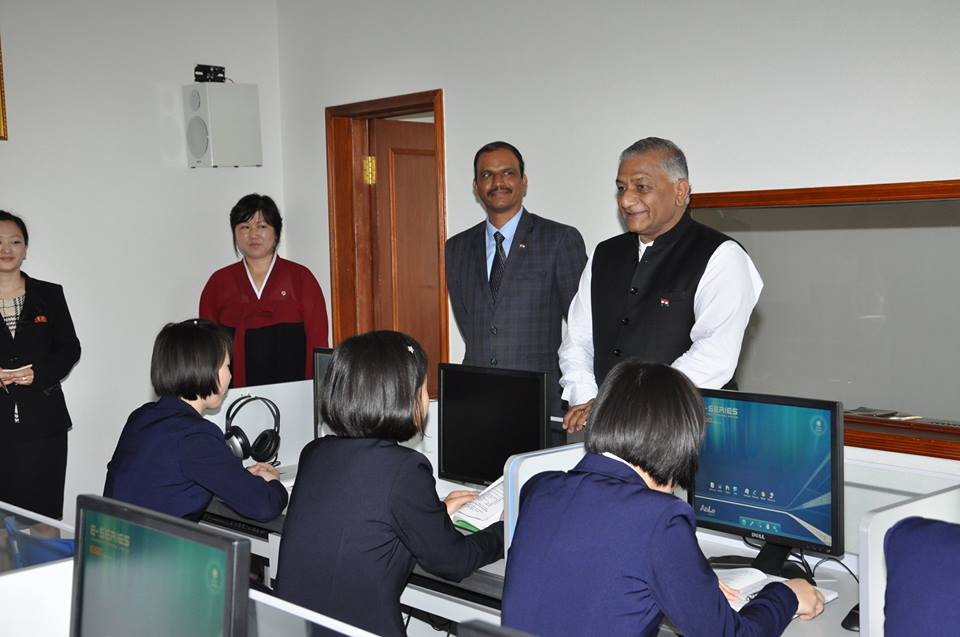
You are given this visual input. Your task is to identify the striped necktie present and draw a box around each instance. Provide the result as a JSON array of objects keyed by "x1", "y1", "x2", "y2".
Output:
[{"x1": 489, "y1": 231, "x2": 506, "y2": 299}]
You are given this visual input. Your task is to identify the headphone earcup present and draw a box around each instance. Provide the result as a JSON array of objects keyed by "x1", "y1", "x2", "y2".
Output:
[
  {"x1": 224, "y1": 425, "x2": 252, "y2": 460},
  {"x1": 251, "y1": 429, "x2": 280, "y2": 463}
]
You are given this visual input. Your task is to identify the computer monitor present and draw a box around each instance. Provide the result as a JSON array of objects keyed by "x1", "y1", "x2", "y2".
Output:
[
  {"x1": 689, "y1": 389, "x2": 844, "y2": 580},
  {"x1": 438, "y1": 363, "x2": 548, "y2": 486},
  {"x1": 70, "y1": 495, "x2": 250, "y2": 637},
  {"x1": 313, "y1": 346, "x2": 334, "y2": 439}
]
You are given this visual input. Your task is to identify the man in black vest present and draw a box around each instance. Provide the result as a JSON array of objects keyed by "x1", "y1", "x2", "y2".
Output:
[
  {"x1": 560, "y1": 137, "x2": 762, "y2": 432},
  {"x1": 446, "y1": 141, "x2": 587, "y2": 417}
]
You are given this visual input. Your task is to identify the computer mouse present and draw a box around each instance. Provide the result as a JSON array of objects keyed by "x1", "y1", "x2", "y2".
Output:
[{"x1": 841, "y1": 603, "x2": 859, "y2": 632}]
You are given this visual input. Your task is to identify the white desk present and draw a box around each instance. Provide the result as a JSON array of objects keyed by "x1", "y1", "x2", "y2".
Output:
[
  {"x1": 201, "y1": 398, "x2": 875, "y2": 636},
  {"x1": 401, "y1": 428, "x2": 861, "y2": 636}
]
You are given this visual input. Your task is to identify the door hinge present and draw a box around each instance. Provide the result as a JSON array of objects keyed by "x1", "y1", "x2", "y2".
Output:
[{"x1": 362, "y1": 156, "x2": 377, "y2": 185}]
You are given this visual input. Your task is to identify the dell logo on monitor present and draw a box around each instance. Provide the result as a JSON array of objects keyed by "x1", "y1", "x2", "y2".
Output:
[{"x1": 749, "y1": 531, "x2": 766, "y2": 540}]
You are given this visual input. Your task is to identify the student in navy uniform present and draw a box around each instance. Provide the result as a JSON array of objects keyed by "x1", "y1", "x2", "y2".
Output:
[
  {"x1": 104, "y1": 319, "x2": 287, "y2": 521},
  {"x1": 200, "y1": 193, "x2": 329, "y2": 387},
  {"x1": 502, "y1": 361, "x2": 824, "y2": 637},
  {"x1": 276, "y1": 331, "x2": 503, "y2": 636}
]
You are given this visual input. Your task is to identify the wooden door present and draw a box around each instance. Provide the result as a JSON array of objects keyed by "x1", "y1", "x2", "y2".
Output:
[
  {"x1": 370, "y1": 119, "x2": 443, "y2": 395},
  {"x1": 325, "y1": 90, "x2": 449, "y2": 397}
]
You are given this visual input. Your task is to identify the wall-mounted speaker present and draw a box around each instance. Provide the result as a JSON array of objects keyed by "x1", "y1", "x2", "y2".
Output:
[{"x1": 182, "y1": 83, "x2": 262, "y2": 168}]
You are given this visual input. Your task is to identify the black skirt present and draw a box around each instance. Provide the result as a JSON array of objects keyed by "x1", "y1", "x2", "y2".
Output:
[{"x1": 0, "y1": 431, "x2": 68, "y2": 519}]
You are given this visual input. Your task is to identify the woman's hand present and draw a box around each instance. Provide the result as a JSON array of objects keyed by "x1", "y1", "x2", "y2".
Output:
[
  {"x1": 0, "y1": 366, "x2": 33, "y2": 386},
  {"x1": 784, "y1": 579, "x2": 825, "y2": 620},
  {"x1": 444, "y1": 490, "x2": 479, "y2": 515},
  {"x1": 719, "y1": 581, "x2": 741, "y2": 603},
  {"x1": 247, "y1": 462, "x2": 280, "y2": 483}
]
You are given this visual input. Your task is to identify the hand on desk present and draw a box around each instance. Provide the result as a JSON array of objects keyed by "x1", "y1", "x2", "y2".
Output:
[
  {"x1": 444, "y1": 490, "x2": 479, "y2": 516},
  {"x1": 247, "y1": 462, "x2": 280, "y2": 483},
  {"x1": 785, "y1": 579, "x2": 825, "y2": 620},
  {"x1": 563, "y1": 399, "x2": 594, "y2": 433}
]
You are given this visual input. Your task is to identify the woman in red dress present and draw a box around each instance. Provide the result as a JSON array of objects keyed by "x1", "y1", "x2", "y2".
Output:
[{"x1": 200, "y1": 194, "x2": 328, "y2": 387}]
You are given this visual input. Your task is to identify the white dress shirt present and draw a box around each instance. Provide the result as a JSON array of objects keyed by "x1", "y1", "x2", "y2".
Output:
[
  {"x1": 558, "y1": 239, "x2": 763, "y2": 405},
  {"x1": 485, "y1": 208, "x2": 524, "y2": 278}
]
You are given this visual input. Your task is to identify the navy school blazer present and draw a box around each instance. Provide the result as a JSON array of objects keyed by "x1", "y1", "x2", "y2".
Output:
[
  {"x1": 104, "y1": 396, "x2": 288, "y2": 522},
  {"x1": 501, "y1": 453, "x2": 798, "y2": 637},
  {"x1": 276, "y1": 436, "x2": 504, "y2": 637}
]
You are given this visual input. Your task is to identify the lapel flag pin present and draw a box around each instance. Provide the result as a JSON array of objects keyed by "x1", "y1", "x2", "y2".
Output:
[
  {"x1": 659, "y1": 297, "x2": 670, "y2": 307},
  {"x1": 518, "y1": 243, "x2": 526, "y2": 249}
]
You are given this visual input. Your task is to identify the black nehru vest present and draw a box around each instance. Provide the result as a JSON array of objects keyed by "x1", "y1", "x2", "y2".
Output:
[{"x1": 591, "y1": 213, "x2": 737, "y2": 387}]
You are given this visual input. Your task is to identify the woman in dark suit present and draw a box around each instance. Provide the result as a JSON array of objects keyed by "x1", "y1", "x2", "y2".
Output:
[
  {"x1": 104, "y1": 319, "x2": 287, "y2": 522},
  {"x1": 502, "y1": 361, "x2": 825, "y2": 637},
  {"x1": 0, "y1": 210, "x2": 80, "y2": 519},
  {"x1": 276, "y1": 331, "x2": 503, "y2": 636}
]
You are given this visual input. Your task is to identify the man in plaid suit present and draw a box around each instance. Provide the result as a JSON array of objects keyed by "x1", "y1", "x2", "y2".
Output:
[{"x1": 446, "y1": 141, "x2": 587, "y2": 418}]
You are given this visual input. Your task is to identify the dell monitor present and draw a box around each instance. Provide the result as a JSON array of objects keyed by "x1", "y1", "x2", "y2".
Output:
[
  {"x1": 70, "y1": 495, "x2": 250, "y2": 637},
  {"x1": 689, "y1": 389, "x2": 844, "y2": 580},
  {"x1": 438, "y1": 363, "x2": 548, "y2": 486},
  {"x1": 313, "y1": 346, "x2": 334, "y2": 439}
]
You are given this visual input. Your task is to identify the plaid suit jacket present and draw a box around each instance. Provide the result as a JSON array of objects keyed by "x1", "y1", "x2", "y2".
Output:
[{"x1": 445, "y1": 210, "x2": 586, "y2": 415}]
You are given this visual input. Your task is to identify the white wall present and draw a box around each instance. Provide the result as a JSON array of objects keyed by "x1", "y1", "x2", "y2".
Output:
[
  {"x1": 276, "y1": 0, "x2": 960, "y2": 410},
  {"x1": 3, "y1": 0, "x2": 959, "y2": 521},
  {"x1": 0, "y1": 0, "x2": 285, "y2": 520}
]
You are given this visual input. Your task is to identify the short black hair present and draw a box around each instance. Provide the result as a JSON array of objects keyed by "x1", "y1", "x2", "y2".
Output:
[
  {"x1": 229, "y1": 193, "x2": 283, "y2": 255},
  {"x1": 473, "y1": 141, "x2": 525, "y2": 179},
  {"x1": 0, "y1": 210, "x2": 29, "y2": 246},
  {"x1": 151, "y1": 319, "x2": 232, "y2": 400},
  {"x1": 321, "y1": 330, "x2": 427, "y2": 442},
  {"x1": 585, "y1": 361, "x2": 705, "y2": 491}
]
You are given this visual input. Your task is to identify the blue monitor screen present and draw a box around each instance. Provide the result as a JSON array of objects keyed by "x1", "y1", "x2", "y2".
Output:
[{"x1": 693, "y1": 393, "x2": 838, "y2": 551}]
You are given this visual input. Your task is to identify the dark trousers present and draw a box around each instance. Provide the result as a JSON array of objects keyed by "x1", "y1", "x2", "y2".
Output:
[{"x1": 0, "y1": 432, "x2": 68, "y2": 519}]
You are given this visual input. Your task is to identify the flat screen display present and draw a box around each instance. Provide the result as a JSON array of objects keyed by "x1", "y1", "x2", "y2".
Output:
[
  {"x1": 70, "y1": 496, "x2": 249, "y2": 637},
  {"x1": 690, "y1": 390, "x2": 844, "y2": 556},
  {"x1": 438, "y1": 363, "x2": 547, "y2": 486}
]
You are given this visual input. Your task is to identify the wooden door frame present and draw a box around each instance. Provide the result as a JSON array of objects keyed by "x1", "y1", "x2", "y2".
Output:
[{"x1": 324, "y1": 89, "x2": 449, "y2": 363}]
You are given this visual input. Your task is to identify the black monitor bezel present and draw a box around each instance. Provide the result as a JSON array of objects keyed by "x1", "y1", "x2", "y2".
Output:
[
  {"x1": 690, "y1": 388, "x2": 845, "y2": 558},
  {"x1": 70, "y1": 495, "x2": 250, "y2": 637},
  {"x1": 312, "y1": 346, "x2": 334, "y2": 439},
  {"x1": 437, "y1": 362, "x2": 548, "y2": 486}
]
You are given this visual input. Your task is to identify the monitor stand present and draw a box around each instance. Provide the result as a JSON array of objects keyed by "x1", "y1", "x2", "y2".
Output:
[{"x1": 708, "y1": 542, "x2": 814, "y2": 584}]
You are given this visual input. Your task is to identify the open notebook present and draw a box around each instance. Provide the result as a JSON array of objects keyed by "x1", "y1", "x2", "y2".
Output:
[
  {"x1": 715, "y1": 567, "x2": 838, "y2": 612},
  {"x1": 451, "y1": 477, "x2": 504, "y2": 532}
]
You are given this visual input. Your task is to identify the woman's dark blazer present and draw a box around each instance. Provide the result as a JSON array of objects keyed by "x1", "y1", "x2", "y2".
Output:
[
  {"x1": 0, "y1": 274, "x2": 81, "y2": 442},
  {"x1": 276, "y1": 437, "x2": 504, "y2": 636}
]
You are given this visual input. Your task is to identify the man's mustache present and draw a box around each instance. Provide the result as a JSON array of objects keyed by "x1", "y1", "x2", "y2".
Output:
[{"x1": 487, "y1": 187, "x2": 512, "y2": 196}]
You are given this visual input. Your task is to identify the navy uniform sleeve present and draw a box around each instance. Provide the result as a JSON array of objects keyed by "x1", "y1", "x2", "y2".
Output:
[
  {"x1": 647, "y1": 507, "x2": 797, "y2": 637},
  {"x1": 178, "y1": 430, "x2": 288, "y2": 521},
  {"x1": 389, "y1": 453, "x2": 503, "y2": 581}
]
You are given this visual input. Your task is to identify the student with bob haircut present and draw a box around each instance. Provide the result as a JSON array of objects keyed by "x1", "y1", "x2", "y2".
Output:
[
  {"x1": 104, "y1": 319, "x2": 287, "y2": 521},
  {"x1": 502, "y1": 361, "x2": 824, "y2": 637},
  {"x1": 276, "y1": 330, "x2": 503, "y2": 636}
]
